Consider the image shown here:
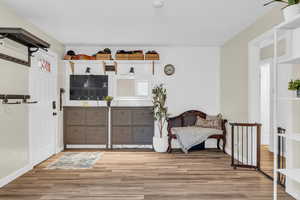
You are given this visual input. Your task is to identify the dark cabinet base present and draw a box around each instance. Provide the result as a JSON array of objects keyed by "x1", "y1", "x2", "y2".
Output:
[
  {"x1": 64, "y1": 107, "x2": 108, "y2": 146},
  {"x1": 64, "y1": 106, "x2": 154, "y2": 148},
  {"x1": 111, "y1": 107, "x2": 154, "y2": 146}
]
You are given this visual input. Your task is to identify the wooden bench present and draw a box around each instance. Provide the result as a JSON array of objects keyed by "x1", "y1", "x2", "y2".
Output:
[{"x1": 167, "y1": 110, "x2": 227, "y2": 153}]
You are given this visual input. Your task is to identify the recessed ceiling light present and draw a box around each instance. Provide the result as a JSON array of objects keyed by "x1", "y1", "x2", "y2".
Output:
[{"x1": 153, "y1": 0, "x2": 164, "y2": 8}]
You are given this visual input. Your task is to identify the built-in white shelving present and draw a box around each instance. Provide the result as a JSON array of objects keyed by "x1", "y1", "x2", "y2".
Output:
[
  {"x1": 274, "y1": 13, "x2": 300, "y2": 200},
  {"x1": 277, "y1": 133, "x2": 300, "y2": 142},
  {"x1": 278, "y1": 56, "x2": 300, "y2": 64},
  {"x1": 63, "y1": 60, "x2": 160, "y2": 64},
  {"x1": 278, "y1": 169, "x2": 300, "y2": 183},
  {"x1": 278, "y1": 97, "x2": 300, "y2": 101},
  {"x1": 276, "y1": 14, "x2": 300, "y2": 30}
]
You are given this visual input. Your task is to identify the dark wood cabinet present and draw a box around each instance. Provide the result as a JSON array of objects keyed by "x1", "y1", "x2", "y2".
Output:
[
  {"x1": 64, "y1": 107, "x2": 108, "y2": 146},
  {"x1": 111, "y1": 107, "x2": 154, "y2": 145},
  {"x1": 64, "y1": 106, "x2": 154, "y2": 148}
]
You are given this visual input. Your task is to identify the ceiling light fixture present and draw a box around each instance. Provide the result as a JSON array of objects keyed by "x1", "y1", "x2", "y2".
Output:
[{"x1": 153, "y1": 0, "x2": 164, "y2": 8}]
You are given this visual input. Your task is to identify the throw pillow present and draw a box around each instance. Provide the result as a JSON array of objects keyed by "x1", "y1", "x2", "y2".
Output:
[
  {"x1": 195, "y1": 116, "x2": 222, "y2": 130},
  {"x1": 206, "y1": 113, "x2": 222, "y2": 120}
]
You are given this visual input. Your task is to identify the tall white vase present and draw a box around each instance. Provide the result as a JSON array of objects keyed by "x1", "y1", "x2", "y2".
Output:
[
  {"x1": 153, "y1": 136, "x2": 168, "y2": 153},
  {"x1": 283, "y1": 4, "x2": 300, "y2": 21}
]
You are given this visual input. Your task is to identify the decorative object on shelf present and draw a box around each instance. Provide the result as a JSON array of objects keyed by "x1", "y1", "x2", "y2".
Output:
[
  {"x1": 96, "y1": 53, "x2": 112, "y2": 60},
  {"x1": 103, "y1": 96, "x2": 113, "y2": 107},
  {"x1": 264, "y1": 0, "x2": 300, "y2": 21},
  {"x1": 164, "y1": 64, "x2": 175, "y2": 76},
  {"x1": 102, "y1": 61, "x2": 117, "y2": 75},
  {"x1": 67, "y1": 50, "x2": 76, "y2": 56},
  {"x1": 74, "y1": 54, "x2": 91, "y2": 60},
  {"x1": 115, "y1": 50, "x2": 144, "y2": 60},
  {"x1": 64, "y1": 50, "x2": 76, "y2": 60},
  {"x1": 103, "y1": 48, "x2": 111, "y2": 54},
  {"x1": 288, "y1": 79, "x2": 300, "y2": 97},
  {"x1": 152, "y1": 84, "x2": 170, "y2": 152},
  {"x1": 129, "y1": 67, "x2": 135, "y2": 76},
  {"x1": 0, "y1": 28, "x2": 50, "y2": 67},
  {"x1": 129, "y1": 50, "x2": 144, "y2": 60},
  {"x1": 96, "y1": 48, "x2": 112, "y2": 60},
  {"x1": 145, "y1": 51, "x2": 160, "y2": 60}
]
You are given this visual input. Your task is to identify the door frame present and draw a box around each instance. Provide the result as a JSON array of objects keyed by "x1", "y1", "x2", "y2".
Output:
[
  {"x1": 248, "y1": 29, "x2": 289, "y2": 125},
  {"x1": 259, "y1": 59, "x2": 272, "y2": 146},
  {"x1": 28, "y1": 49, "x2": 59, "y2": 167}
]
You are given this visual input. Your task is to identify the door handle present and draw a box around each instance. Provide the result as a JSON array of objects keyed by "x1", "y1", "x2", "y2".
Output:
[{"x1": 53, "y1": 112, "x2": 57, "y2": 116}]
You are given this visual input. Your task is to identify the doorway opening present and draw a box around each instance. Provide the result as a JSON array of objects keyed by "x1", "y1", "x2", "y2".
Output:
[{"x1": 259, "y1": 60, "x2": 273, "y2": 178}]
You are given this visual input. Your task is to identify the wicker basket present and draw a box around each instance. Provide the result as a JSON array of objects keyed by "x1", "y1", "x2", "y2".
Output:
[
  {"x1": 64, "y1": 55, "x2": 72, "y2": 60},
  {"x1": 72, "y1": 54, "x2": 90, "y2": 60},
  {"x1": 145, "y1": 53, "x2": 159, "y2": 60},
  {"x1": 96, "y1": 54, "x2": 112, "y2": 60},
  {"x1": 128, "y1": 53, "x2": 144, "y2": 60},
  {"x1": 115, "y1": 54, "x2": 129, "y2": 60}
]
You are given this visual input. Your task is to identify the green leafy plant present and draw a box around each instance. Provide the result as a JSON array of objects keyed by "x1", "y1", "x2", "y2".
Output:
[
  {"x1": 264, "y1": 0, "x2": 300, "y2": 7},
  {"x1": 103, "y1": 96, "x2": 113, "y2": 102},
  {"x1": 152, "y1": 84, "x2": 170, "y2": 138},
  {"x1": 288, "y1": 80, "x2": 300, "y2": 90}
]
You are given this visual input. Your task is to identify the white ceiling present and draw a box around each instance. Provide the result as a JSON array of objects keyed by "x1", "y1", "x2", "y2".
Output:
[{"x1": 2, "y1": 0, "x2": 271, "y2": 46}]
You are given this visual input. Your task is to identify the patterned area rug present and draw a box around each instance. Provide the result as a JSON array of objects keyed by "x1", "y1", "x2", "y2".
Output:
[{"x1": 46, "y1": 152, "x2": 102, "y2": 169}]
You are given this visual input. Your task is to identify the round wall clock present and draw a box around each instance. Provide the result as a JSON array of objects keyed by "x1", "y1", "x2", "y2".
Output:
[{"x1": 164, "y1": 64, "x2": 175, "y2": 76}]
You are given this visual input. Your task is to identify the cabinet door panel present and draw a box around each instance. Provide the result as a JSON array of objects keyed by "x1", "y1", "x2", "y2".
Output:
[
  {"x1": 112, "y1": 109, "x2": 131, "y2": 125},
  {"x1": 112, "y1": 127, "x2": 132, "y2": 144},
  {"x1": 132, "y1": 109, "x2": 154, "y2": 125},
  {"x1": 132, "y1": 127, "x2": 154, "y2": 144},
  {"x1": 65, "y1": 108, "x2": 85, "y2": 125},
  {"x1": 86, "y1": 127, "x2": 107, "y2": 144},
  {"x1": 66, "y1": 126, "x2": 85, "y2": 144},
  {"x1": 86, "y1": 108, "x2": 107, "y2": 126}
]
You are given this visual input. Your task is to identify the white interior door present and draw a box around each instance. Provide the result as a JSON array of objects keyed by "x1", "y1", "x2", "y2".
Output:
[
  {"x1": 29, "y1": 51, "x2": 58, "y2": 166},
  {"x1": 260, "y1": 62, "x2": 271, "y2": 146}
]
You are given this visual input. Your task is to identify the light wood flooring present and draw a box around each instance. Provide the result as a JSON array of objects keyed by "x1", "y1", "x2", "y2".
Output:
[
  {"x1": 0, "y1": 149, "x2": 294, "y2": 200},
  {"x1": 260, "y1": 145, "x2": 274, "y2": 178}
]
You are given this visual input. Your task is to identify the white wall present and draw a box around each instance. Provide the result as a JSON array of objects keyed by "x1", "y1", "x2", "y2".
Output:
[
  {"x1": 0, "y1": 2, "x2": 65, "y2": 187},
  {"x1": 65, "y1": 45, "x2": 221, "y2": 147},
  {"x1": 220, "y1": 6, "x2": 284, "y2": 153}
]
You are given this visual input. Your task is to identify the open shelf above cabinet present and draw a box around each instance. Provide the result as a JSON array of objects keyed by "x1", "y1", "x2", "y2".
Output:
[
  {"x1": 63, "y1": 60, "x2": 160, "y2": 64},
  {"x1": 278, "y1": 169, "x2": 300, "y2": 183},
  {"x1": 276, "y1": 14, "x2": 300, "y2": 30}
]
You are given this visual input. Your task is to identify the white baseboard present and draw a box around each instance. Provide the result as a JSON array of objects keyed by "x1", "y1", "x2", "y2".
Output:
[
  {"x1": 55, "y1": 146, "x2": 64, "y2": 154},
  {"x1": 0, "y1": 164, "x2": 33, "y2": 188}
]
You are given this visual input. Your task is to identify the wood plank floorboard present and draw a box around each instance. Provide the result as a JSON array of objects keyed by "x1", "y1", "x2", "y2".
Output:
[{"x1": 0, "y1": 149, "x2": 294, "y2": 200}]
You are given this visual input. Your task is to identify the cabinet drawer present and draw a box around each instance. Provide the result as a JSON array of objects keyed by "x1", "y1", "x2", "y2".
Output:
[
  {"x1": 86, "y1": 108, "x2": 107, "y2": 126},
  {"x1": 86, "y1": 127, "x2": 107, "y2": 144},
  {"x1": 112, "y1": 127, "x2": 132, "y2": 144},
  {"x1": 132, "y1": 127, "x2": 154, "y2": 144},
  {"x1": 65, "y1": 108, "x2": 85, "y2": 125},
  {"x1": 112, "y1": 109, "x2": 131, "y2": 125},
  {"x1": 132, "y1": 109, "x2": 153, "y2": 125},
  {"x1": 65, "y1": 126, "x2": 85, "y2": 144}
]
